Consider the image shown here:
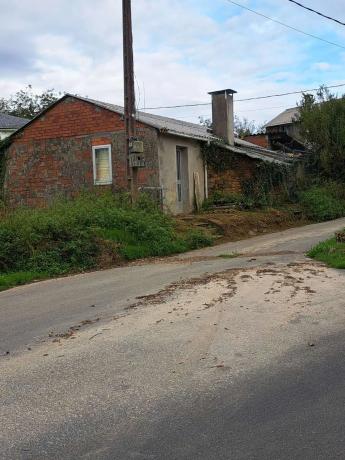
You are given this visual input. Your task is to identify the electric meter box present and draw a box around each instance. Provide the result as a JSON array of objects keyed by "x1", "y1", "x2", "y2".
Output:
[
  {"x1": 129, "y1": 139, "x2": 144, "y2": 154},
  {"x1": 129, "y1": 153, "x2": 146, "y2": 168}
]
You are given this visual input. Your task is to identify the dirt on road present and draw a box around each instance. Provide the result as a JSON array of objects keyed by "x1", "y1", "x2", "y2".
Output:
[{"x1": 2, "y1": 259, "x2": 345, "y2": 458}]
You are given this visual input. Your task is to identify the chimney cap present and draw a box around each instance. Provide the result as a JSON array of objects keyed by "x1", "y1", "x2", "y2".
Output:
[{"x1": 208, "y1": 89, "x2": 237, "y2": 96}]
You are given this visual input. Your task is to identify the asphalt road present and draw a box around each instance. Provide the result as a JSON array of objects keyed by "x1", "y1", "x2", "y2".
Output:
[
  {"x1": 106, "y1": 331, "x2": 345, "y2": 460},
  {"x1": 1, "y1": 218, "x2": 345, "y2": 459},
  {"x1": 1, "y1": 217, "x2": 344, "y2": 354}
]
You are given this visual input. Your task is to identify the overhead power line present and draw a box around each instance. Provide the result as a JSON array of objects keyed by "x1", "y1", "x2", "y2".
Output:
[
  {"x1": 224, "y1": 0, "x2": 345, "y2": 50},
  {"x1": 287, "y1": 0, "x2": 345, "y2": 27},
  {"x1": 141, "y1": 83, "x2": 345, "y2": 110}
]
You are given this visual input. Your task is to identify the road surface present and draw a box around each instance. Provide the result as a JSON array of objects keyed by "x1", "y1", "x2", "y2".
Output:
[{"x1": 1, "y1": 218, "x2": 345, "y2": 459}]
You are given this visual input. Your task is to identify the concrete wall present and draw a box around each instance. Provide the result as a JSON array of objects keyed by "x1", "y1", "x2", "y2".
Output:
[{"x1": 157, "y1": 134, "x2": 206, "y2": 214}]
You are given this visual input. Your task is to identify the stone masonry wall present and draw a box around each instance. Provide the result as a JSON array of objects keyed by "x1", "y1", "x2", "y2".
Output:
[
  {"x1": 3, "y1": 97, "x2": 160, "y2": 207},
  {"x1": 207, "y1": 154, "x2": 256, "y2": 195}
]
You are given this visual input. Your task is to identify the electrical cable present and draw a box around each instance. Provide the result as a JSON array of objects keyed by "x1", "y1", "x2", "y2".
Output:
[
  {"x1": 224, "y1": 0, "x2": 345, "y2": 50},
  {"x1": 286, "y1": 0, "x2": 345, "y2": 27},
  {"x1": 140, "y1": 83, "x2": 345, "y2": 110}
]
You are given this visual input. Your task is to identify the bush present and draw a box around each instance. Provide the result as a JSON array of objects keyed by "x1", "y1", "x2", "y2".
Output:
[
  {"x1": 0, "y1": 193, "x2": 213, "y2": 283},
  {"x1": 299, "y1": 183, "x2": 345, "y2": 221},
  {"x1": 183, "y1": 230, "x2": 214, "y2": 250}
]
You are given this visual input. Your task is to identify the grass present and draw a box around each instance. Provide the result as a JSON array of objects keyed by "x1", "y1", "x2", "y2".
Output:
[
  {"x1": 308, "y1": 237, "x2": 345, "y2": 269},
  {"x1": 0, "y1": 271, "x2": 50, "y2": 292},
  {"x1": 0, "y1": 193, "x2": 213, "y2": 291}
]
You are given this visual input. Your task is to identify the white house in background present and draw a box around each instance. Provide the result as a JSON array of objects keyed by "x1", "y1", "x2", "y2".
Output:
[{"x1": 0, "y1": 113, "x2": 29, "y2": 140}]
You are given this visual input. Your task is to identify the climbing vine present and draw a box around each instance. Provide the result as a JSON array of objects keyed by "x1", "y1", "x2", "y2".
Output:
[
  {"x1": 0, "y1": 139, "x2": 9, "y2": 201},
  {"x1": 201, "y1": 141, "x2": 237, "y2": 172},
  {"x1": 201, "y1": 140, "x2": 298, "y2": 206}
]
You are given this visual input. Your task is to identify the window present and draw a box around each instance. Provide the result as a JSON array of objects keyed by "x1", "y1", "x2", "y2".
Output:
[{"x1": 92, "y1": 145, "x2": 112, "y2": 185}]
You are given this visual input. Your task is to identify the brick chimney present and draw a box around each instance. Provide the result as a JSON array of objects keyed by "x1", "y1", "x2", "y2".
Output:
[{"x1": 208, "y1": 89, "x2": 237, "y2": 146}]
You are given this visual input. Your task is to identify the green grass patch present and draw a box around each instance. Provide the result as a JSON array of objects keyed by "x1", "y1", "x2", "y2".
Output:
[
  {"x1": 0, "y1": 192, "x2": 213, "y2": 291},
  {"x1": 308, "y1": 237, "x2": 345, "y2": 269},
  {"x1": 0, "y1": 271, "x2": 50, "y2": 291}
]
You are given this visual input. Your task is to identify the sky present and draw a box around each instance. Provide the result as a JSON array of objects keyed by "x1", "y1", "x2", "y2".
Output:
[{"x1": 0, "y1": 0, "x2": 344, "y2": 125}]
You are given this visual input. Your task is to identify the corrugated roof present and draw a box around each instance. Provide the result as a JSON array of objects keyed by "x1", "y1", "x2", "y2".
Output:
[
  {"x1": 0, "y1": 112, "x2": 29, "y2": 130},
  {"x1": 76, "y1": 96, "x2": 291, "y2": 165},
  {"x1": 1, "y1": 94, "x2": 292, "y2": 165},
  {"x1": 76, "y1": 95, "x2": 212, "y2": 141},
  {"x1": 265, "y1": 107, "x2": 300, "y2": 128}
]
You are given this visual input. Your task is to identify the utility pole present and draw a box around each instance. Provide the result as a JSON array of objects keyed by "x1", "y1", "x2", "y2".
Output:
[{"x1": 122, "y1": 0, "x2": 138, "y2": 201}]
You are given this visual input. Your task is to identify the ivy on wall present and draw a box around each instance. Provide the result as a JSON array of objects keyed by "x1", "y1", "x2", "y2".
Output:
[
  {"x1": 201, "y1": 140, "x2": 298, "y2": 206},
  {"x1": 201, "y1": 141, "x2": 237, "y2": 172}
]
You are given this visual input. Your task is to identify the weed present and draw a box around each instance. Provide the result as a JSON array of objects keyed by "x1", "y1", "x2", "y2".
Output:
[
  {"x1": 0, "y1": 193, "x2": 213, "y2": 290},
  {"x1": 308, "y1": 235, "x2": 345, "y2": 269}
]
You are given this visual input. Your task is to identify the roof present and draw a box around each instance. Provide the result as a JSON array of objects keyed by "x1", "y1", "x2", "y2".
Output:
[
  {"x1": 75, "y1": 96, "x2": 291, "y2": 164},
  {"x1": 265, "y1": 107, "x2": 300, "y2": 128},
  {"x1": 0, "y1": 112, "x2": 29, "y2": 130},
  {"x1": 75, "y1": 95, "x2": 213, "y2": 141},
  {"x1": 2, "y1": 93, "x2": 292, "y2": 165}
]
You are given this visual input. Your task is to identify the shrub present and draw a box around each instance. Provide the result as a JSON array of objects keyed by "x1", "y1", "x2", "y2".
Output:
[
  {"x1": 299, "y1": 183, "x2": 345, "y2": 221},
  {"x1": 0, "y1": 193, "x2": 213, "y2": 281},
  {"x1": 183, "y1": 230, "x2": 214, "y2": 250}
]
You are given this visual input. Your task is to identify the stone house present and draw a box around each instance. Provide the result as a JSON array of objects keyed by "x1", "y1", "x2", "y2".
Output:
[
  {"x1": 0, "y1": 90, "x2": 289, "y2": 213},
  {"x1": 0, "y1": 113, "x2": 28, "y2": 141}
]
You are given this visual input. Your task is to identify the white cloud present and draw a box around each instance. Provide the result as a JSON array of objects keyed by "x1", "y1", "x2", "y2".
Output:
[
  {"x1": 312, "y1": 62, "x2": 333, "y2": 71},
  {"x1": 0, "y1": 0, "x2": 344, "y2": 124}
]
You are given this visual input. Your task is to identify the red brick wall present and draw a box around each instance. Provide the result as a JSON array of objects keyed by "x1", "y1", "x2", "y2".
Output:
[
  {"x1": 208, "y1": 154, "x2": 256, "y2": 195},
  {"x1": 3, "y1": 96, "x2": 160, "y2": 207},
  {"x1": 243, "y1": 135, "x2": 269, "y2": 149}
]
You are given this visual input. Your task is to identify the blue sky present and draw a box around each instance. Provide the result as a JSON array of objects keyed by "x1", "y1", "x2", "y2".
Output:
[{"x1": 0, "y1": 0, "x2": 344, "y2": 124}]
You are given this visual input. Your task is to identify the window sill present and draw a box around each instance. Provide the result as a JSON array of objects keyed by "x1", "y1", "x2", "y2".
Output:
[{"x1": 94, "y1": 181, "x2": 113, "y2": 186}]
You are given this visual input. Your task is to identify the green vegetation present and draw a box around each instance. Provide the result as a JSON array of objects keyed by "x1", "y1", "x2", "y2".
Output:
[
  {"x1": 299, "y1": 87, "x2": 345, "y2": 181},
  {"x1": 0, "y1": 193, "x2": 213, "y2": 291},
  {"x1": 308, "y1": 236, "x2": 345, "y2": 269},
  {"x1": 299, "y1": 182, "x2": 345, "y2": 222},
  {"x1": 0, "y1": 85, "x2": 61, "y2": 119}
]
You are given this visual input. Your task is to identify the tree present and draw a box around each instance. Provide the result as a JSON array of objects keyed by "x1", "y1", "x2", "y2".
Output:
[
  {"x1": 298, "y1": 86, "x2": 345, "y2": 180},
  {"x1": 199, "y1": 115, "x2": 264, "y2": 138},
  {"x1": 0, "y1": 86, "x2": 62, "y2": 119},
  {"x1": 234, "y1": 116, "x2": 257, "y2": 138}
]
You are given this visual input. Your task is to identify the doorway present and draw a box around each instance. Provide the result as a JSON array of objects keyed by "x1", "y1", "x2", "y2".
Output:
[{"x1": 176, "y1": 147, "x2": 189, "y2": 213}]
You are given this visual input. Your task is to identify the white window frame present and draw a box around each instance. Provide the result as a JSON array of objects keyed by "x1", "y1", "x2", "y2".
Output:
[{"x1": 92, "y1": 144, "x2": 113, "y2": 185}]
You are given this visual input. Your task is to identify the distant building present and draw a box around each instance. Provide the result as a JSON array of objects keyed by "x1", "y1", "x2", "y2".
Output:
[
  {"x1": 0, "y1": 113, "x2": 29, "y2": 140},
  {"x1": 265, "y1": 107, "x2": 305, "y2": 153},
  {"x1": 242, "y1": 134, "x2": 269, "y2": 149}
]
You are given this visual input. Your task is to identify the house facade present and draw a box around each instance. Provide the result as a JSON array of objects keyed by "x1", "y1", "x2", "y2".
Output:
[
  {"x1": 1, "y1": 95, "x2": 207, "y2": 213},
  {"x1": 1, "y1": 91, "x2": 290, "y2": 214},
  {"x1": 0, "y1": 113, "x2": 28, "y2": 141},
  {"x1": 265, "y1": 107, "x2": 305, "y2": 154}
]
